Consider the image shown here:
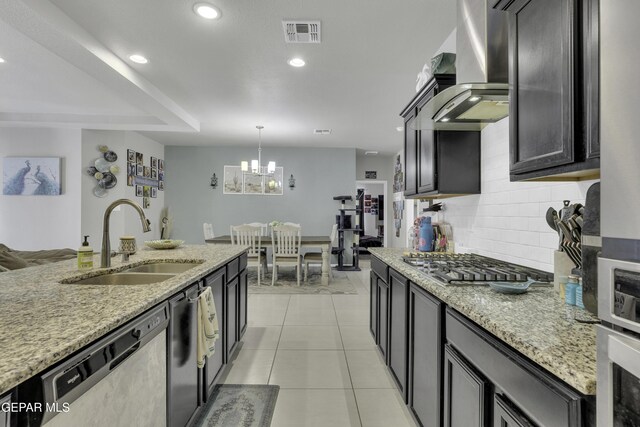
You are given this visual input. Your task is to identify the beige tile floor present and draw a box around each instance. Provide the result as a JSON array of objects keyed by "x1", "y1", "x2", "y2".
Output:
[{"x1": 219, "y1": 260, "x2": 417, "y2": 427}]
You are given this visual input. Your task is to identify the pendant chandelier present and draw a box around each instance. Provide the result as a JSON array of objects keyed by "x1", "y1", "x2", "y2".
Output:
[{"x1": 241, "y1": 125, "x2": 275, "y2": 176}]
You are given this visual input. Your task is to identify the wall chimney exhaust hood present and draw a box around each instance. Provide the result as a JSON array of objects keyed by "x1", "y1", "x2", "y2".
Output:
[{"x1": 414, "y1": 0, "x2": 509, "y2": 131}]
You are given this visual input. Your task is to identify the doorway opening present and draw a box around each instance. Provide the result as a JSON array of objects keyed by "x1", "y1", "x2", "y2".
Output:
[{"x1": 355, "y1": 180, "x2": 388, "y2": 249}]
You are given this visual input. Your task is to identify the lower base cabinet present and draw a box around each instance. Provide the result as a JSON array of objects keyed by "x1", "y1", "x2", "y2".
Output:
[
  {"x1": 443, "y1": 344, "x2": 489, "y2": 427},
  {"x1": 377, "y1": 277, "x2": 389, "y2": 360},
  {"x1": 369, "y1": 256, "x2": 591, "y2": 427},
  {"x1": 225, "y1": 277, "x2": 239, "y2": 361},
  {"x1": 494, "y1": 394, "x2": 535, "y2": 427},
  {"x1": 389, "y1": 269, "x2": 409, "y2": 400},
  {"x1": 408, "y1": 284, "x2": 443, "y2": 427},
  {"x1": 239, "y1": 270, "x2": 248, "y2": 337},
  {"x1": 203, "y1": 268, "x2": 226, "y2": 396}
]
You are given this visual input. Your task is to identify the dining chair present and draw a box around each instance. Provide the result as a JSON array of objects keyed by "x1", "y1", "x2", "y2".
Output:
[
  {"x1": 303, "y1": 224, "x2": 338, "y2": 281},
  {"x1": 203, "y1": 223, "x2": 214, "y2": 241},
  {"x1": 271, "y1": 223, "x2": 302, "y2": 286},
  {"x1": 230, "y1": 224, "x2": 267, "y2": 286},
  {"x1": 247, "y1": 222, "x2": 269, "y2": 236}
]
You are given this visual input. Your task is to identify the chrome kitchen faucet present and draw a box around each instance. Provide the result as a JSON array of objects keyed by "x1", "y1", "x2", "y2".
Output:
[{"x1": 101, "y1": 199, "x2": 151, "y2": 268}]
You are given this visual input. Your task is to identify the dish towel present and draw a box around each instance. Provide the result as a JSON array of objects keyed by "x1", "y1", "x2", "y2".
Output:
[{"x1": 197, "y1": 287, "x2": 220, "y2": 368}]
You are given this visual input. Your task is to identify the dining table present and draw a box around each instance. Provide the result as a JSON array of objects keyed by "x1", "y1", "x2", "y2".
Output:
[{"x1": 206, "y1": 235, "x2": 333, "y2": 286}]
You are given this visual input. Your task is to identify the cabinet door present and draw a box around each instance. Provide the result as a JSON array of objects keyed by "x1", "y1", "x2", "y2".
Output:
[
  {"x1": 443, "y1": 344, "x2": 488, "y2": 427},
  {"x1": 508, "y1": 0, "x2": 577, "y2": 174},
  {"x1": 204, "y1": 269, "x2": 225, "y2": 396},
  {"x1": 416, "y1": 89, "x2": 437, "y2": 194},
  {"x1": 377, "y1": 278, "x2": 389, "y2": 361},
  {"x1": 370, "y1": 272, "x2": 378, "y2": 342},
  {"x1": 493, "y1": 395, "x2": 535, "y2": 427},
  {"x1": 225, "y1": 277, "x2": 239, "y2": 360},
  {"x1": 418, "y1": 130, "x2": 436, "y2": 193},
  {"x1": 409, "y1": 284, "x2": 443, "y2": 427},
  {"x1": 239, "y1": 269, "x2": 248, "y2": 338},
  {"x1": 389, "y1": 270, "x2": 409, "y2": 399},
  {"x1": 583, "y1": 0, "x2": 599, "y2": 160},
  {"x1": 404, "y1": 111, "x2": 418, "y2": 196}
]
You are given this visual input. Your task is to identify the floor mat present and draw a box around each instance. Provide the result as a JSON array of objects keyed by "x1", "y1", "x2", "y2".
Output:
[
  {"x1": 194, "y1": 384, "x2": 280, "y2": 427},
  {"x1": 247, "y1": 267, "x2": 357, "y2": 294}
]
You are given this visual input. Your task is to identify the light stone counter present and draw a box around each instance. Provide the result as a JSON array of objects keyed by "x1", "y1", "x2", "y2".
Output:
[
  {"x1": 0, "y1": 244, "x2": 246, "y2": 395},
  {"x1": 369, "y1": 247, "x2": 597, "y2": 395}
]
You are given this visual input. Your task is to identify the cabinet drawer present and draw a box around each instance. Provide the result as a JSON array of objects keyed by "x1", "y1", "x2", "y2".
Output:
[
  {"x1": 226, "y1": 257, "x2": 240, "y2": 280},
  {"x1": 239, "y1": 253, "x2": 248, "y2": 272},
  {"x1": 371, "y1": 256, "x2": 388, "y2": 282},
  {"x1": 445, "y1": 309, "x2": 582, "y2": 426}
]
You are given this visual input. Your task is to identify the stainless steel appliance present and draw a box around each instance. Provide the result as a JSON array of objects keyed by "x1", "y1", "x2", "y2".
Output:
[
  {"x1": 19, "y1": 304, "x2": 169, "y2": 427},
  {"x1": 403, "y1": 252, "x2": 553, "y2": 286},
  {"x1": 414, "y1": 0, "x2": 509, "y2": 131},
  {"x1": 597, "y1": 0, "x2": 640, "y2": 425}
]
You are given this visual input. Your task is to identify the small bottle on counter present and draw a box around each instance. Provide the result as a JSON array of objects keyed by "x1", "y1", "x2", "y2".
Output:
[
  {"x1": 565, "y1": 275, "x2": 579, "y2": 306},
  {"x1": 575, "y1": 277, "x2": 585, "y2": 309},
  {"x1": 77, "y1": 235, "x2": 94, "y2": 270}
]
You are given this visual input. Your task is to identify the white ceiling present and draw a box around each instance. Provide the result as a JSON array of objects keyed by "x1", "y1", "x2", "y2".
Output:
[{"x1": 0, "y1": 0, "x2": 456, "y2": 153}]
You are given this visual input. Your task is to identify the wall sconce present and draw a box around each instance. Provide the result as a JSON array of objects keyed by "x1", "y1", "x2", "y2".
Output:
[
  {"x1": 210, "y1": 172, "x2": 218, "y2": 189},
  {"x1": 289, "y1": 174, "x2": 296, "y2": 189}
]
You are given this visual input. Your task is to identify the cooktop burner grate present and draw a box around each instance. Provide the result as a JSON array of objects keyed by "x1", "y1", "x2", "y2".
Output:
[{"x1": 402, "y1": 253, "x2": 553, "y2": 285}]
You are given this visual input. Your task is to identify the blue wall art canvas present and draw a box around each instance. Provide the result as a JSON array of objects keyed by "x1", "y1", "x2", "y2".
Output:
[{"x1": 3, "y1": 157, "x2": 62, "y2": 196}]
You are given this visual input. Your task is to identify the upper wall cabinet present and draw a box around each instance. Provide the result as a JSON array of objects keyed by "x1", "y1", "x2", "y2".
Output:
[
  {"x1": 400, "y1": 75, "x2": 481, "y2": 199},
  {"x1": 494, "y1": 0, "x2": 600, "y2": 181}
]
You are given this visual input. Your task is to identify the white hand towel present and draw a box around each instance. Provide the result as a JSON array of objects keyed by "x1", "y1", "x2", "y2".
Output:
[{"x1": 197, "y1": 287, "x2": 219, "y2": 368}]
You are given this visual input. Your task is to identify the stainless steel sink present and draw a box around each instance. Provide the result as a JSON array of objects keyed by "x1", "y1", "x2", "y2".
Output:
[
  {"x1": 124, "y1": 262, "x2": 202, "y2": 274},
  {"x1": 67, "y1": 273, "x2": 175, "y2": 286}
]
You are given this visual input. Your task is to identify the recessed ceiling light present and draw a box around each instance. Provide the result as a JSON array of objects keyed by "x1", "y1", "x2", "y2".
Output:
[
  {"x1": 288, "y1": 58, "x2": 305, "y2": 67},
  {"x1": 193, "y1": 2, "x2": 221, "y2": 19},
  {"x1": 441, "y1": 118, "x2": 450, "y2": 122},
  {"x1": 0, "y1": 57, "x2": 5, "y2": 63},
  {"x1": 365, "y1": 151, "x2": 379, "y2": 156},
  {"x1": 396, "y1": 126, "x2": 403, "y2": 132},
  {"x1": 129, "y1": 54, "x2": 148, "y2": 64}
]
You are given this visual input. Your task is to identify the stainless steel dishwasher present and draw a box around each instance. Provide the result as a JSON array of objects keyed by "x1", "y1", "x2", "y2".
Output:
[
  {"x1": 18, "y1": 304, "x2": 169, "y2": 427},
  {"x1": 167, "y1": 284, "x2": 201, "y2": 427}
]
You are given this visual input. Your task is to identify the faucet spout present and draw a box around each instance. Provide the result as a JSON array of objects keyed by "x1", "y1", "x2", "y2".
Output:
[{"x1": 101, "y1": 199, "x2": 151, "y2": 268}]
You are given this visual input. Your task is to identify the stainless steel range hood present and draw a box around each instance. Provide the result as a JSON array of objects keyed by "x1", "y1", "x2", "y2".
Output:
[{"x1": 414, "y1": 0, "x2": 509, "y2": 131}]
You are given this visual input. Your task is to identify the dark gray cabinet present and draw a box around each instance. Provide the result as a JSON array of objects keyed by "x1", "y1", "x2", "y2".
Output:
[
  {"x1": 239, "y1": 269, "x2": 248, "y2": 337},
  {"x1": 404, "y1": 110, "x2": 418, "y2": 196},
  {"x1": 493, "y1": 394, "x2": 535, "y2": 427},
  {"x1": 370, "y1": 257, "x2": 590, "y2": 427},
  {"x1": 443, "y1": 344, "x2": 488, "y2": 427},
  {"x1": 496, "y1": 0, "x2": 600, "y2": 181},
  {"x1": 370, "y1": 272, "x2": 378, "y2": 342},
  {"x1": 389, "y1": 269, "x2": 409, "y2": 400},
  {"x1": 417, "y1": 93, "x2": 436, "y2": 194},
  {"x1": 377, "y1": 277, "x2": 389, "y2": 360},
  {"x1": 408, "y1": 283, "x2": 443, "y2": 427},
  {"x1": 203, "y1": 268, "x2": 226, "y2": 396},
  {"x1": 401, "y1": 74, "x2": 481, "y2": 199},
  {"x1": 225, "y1": 277, "x2": 239, "y2": 360}
]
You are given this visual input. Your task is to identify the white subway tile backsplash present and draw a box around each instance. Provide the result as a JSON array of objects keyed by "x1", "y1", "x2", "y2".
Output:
[{"x1": 434, "y1": 118, "x2": 598, "y2": 273}]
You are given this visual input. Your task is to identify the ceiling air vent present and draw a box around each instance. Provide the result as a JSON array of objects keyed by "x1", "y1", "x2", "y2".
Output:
[
  {"x1": 313, "y1": 129, "x2": 332, "y2": 135},
  {"x1": 282, "y1": 21, "x2": 321, "y2": 43}
]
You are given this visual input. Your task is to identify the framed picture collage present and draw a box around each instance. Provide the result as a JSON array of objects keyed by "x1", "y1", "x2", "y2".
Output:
[{"x1": 127, "y1": 149, "x2": 164, "y2": 209}]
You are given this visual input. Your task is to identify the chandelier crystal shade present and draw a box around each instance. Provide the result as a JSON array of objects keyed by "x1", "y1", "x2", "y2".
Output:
[{"x1": 241, "y1": 126, "x2": 276, "y2": 175}]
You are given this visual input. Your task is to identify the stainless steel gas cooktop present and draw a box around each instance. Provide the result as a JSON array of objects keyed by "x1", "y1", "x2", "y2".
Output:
[{"x1": 402, "y1": 252, "x2": 553, "y2": 286}]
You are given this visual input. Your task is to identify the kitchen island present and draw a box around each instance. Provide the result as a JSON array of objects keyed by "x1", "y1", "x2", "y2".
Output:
[
  {"x1": 369, "y1": 247, "x2": 597, "y2": 427},
  {"x1": 0, "y1": 244, "x2": 247, "y2": 396}
]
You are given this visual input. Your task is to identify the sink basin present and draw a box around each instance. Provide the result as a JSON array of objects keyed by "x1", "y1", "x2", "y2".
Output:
[
  {"x1": 124, "y1": 262, "x2": 202, "y2": 274},
  {"x1": 67, "y1": 273, "x2": 175, "y2": 286}
]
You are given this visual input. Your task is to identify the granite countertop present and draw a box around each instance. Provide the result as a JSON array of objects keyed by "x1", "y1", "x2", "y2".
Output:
[
  {"x1": 369, "y1": 248, "x2": 597, "y2": 395},
  {"x1": 0, "y1": 244, "x2": 246, "y2": 395}
]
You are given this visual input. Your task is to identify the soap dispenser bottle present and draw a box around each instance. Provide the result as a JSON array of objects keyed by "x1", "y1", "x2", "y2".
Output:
[{"x1": 78, "y1": 235, "x2": 94, "y2": 270}]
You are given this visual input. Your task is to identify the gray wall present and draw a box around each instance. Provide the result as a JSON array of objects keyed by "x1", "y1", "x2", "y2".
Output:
[{"x1": 165, "y1": 146, "x2": 356, "y2": 244}]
